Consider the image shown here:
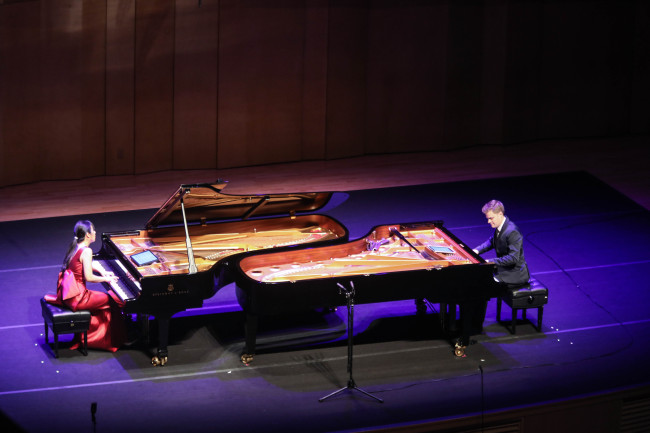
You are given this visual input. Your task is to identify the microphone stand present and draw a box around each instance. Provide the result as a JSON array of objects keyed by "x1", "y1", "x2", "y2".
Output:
[
  {"x1": 319, "y1": 282, "x2": 383, "y2": 403},
  {"x1": 91, "y1": 402, "x2": 97, "y2": 433}
]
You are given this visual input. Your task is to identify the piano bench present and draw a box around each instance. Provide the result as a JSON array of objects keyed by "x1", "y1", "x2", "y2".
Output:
[
  {"x1": 41, "y1": 297, "x2": 91, "y2": 358},
  {"x1": 496, "y1": 278, "x2": 548, "y2": 334}
]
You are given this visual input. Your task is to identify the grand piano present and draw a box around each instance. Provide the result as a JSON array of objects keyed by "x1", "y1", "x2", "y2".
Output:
[
  {"x1": 231, "y1": 221, "x2": 499, "y2": 363},
  {"x1": 95, "y1": 181, "x2": 348, "y2": 365}
]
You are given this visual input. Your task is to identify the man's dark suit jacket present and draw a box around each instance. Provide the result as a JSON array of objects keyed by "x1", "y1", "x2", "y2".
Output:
[{"x1": 475, "y1": 216, "x2": 530, "y2": 285}]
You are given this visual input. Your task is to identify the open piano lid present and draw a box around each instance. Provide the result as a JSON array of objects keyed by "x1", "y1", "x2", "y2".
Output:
[{"x1": 145, "y1": 181, "x2": 335, "y2": 229}]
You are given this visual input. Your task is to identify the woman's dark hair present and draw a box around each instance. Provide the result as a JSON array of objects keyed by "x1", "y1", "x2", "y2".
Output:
[{"x1": 62, "y1": 220, "x2": 94, "y2": 271}]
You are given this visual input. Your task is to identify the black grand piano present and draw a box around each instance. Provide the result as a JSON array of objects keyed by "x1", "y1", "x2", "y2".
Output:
[
  {"x1": 231, "y1": 221, "x2": 499, "y2": 363},
  {"x1": 95, "y1": 181, "x2": 348, "y2": 365}
]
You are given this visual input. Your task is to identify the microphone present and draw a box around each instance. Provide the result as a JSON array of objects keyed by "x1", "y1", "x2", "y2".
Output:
[{"x1": 336, "y1": 282, "x2": 355, "y2": 297}]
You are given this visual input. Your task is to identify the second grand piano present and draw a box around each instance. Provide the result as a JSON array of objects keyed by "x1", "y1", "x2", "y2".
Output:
[
  {"x1": 96, "y1": 181, "x2": 348, "y2": 365},
  {"x1": 231, "y1": 221, "x2": 500, "y2": 363}
]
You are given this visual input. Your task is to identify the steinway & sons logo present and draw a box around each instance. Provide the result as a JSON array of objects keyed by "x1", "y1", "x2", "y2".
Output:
[{"x1": 152, "y1": 283, "x2": 190, "y2": 297}]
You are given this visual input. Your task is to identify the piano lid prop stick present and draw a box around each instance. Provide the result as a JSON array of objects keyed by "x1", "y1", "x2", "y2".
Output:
[{"x1": 180, "y1": 196, "x2": 198, "y2": 274}]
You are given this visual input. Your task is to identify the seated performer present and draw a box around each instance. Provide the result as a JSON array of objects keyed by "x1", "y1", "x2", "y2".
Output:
[
  {"x1": 50, "y1": 220, "x2": 128, "y2": 352},
  {"x1": 473, "y1": 199, "x2": 530, "y2": 285},
  {"x1": 456, "y1": 199, "x2": 530, "y2": 356}
]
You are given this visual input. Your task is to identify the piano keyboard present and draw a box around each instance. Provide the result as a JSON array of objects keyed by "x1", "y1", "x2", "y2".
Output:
[{"x1": 95, "y1": 259, "x2": 142, "y2": 302}]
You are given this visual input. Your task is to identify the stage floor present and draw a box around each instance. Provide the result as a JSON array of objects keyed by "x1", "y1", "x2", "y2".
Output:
[{"x1": 1, "y1": 171, "x2": 650, "y2": 433}]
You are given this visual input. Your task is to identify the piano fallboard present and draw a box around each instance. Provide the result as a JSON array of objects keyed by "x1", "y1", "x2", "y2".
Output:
[{"x1": 96, "y1": 257, "x2": 214, "y2": 316}]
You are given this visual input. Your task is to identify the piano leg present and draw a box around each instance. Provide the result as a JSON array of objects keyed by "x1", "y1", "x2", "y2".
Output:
[
  {"x1": 454, "y1": 299, "x2": 488, "y2": 357},
  {"x1": 151, "y1": 314, "x2": 171, "y2": 367},
  {"x1": 139, "y1": 314, "x2": 150, "y2": 344},
  {"x1": 472, "y1": 299, "x2": 488, "y2": 334},
  {"x1": 439, "y1": 303, "x2": 458, "y2": 333},
  {"x1": 241, "y1": 313, "x2": 258, "y2": 365}
]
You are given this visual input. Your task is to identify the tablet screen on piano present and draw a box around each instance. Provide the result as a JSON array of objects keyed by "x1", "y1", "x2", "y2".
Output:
[
  {"x1": 426, "y1": 245, "x2": 456, "y2": 254},
  {"x1": 131, "y1": 250, "x2": 159, "y2": 267}
]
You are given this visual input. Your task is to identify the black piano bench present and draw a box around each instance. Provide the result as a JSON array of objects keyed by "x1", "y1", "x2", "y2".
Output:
[
  {"x1": 41, "y1": 297, "x2": 91, "y2": 358},
  {"x1": 496, "y1": 278, "x2": 548, "y2": 334}
]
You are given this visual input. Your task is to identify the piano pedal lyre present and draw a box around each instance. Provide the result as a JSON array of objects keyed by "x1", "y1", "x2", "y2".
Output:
[
  {"x1": 151, "y1": 355, "x2": 168, "y2": 366},
  {"x1": 454, "y1": 341, "x2": 466, "y2": 358}
]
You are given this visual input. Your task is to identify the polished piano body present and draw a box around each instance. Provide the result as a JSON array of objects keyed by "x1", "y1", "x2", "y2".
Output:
[
  {"x1": 96, "y1": 182, "x2": 348, "y2": 365},
  {"x1": 231, "y1": 221, "x2": 499, "y2": 362}
]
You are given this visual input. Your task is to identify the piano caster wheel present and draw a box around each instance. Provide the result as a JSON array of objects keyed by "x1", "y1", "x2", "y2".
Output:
[
  {"x1": 454, "y1": 342, "x2": 466, "y2": 358},
  {"x1": 151, "y1": 355, "x2": 168, "y2": 367},
  {"x1": 240, "y1": 353, "x2": 254, "y2": 365}
]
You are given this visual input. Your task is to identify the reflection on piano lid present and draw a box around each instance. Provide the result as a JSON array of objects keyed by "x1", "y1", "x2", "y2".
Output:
[{"x1": 145, "y1": 182, "x2": 338, "y2": 229}]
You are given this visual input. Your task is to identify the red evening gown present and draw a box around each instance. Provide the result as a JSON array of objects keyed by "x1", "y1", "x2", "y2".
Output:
[{"x1": 52, "y1": 247, "x2": 127, "y2": 352}]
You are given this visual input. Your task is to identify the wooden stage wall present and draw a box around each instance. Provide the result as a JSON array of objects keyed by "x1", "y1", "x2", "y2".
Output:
[{"x1": 0, "y1": 0, "x2": 648, "y2": 187}]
